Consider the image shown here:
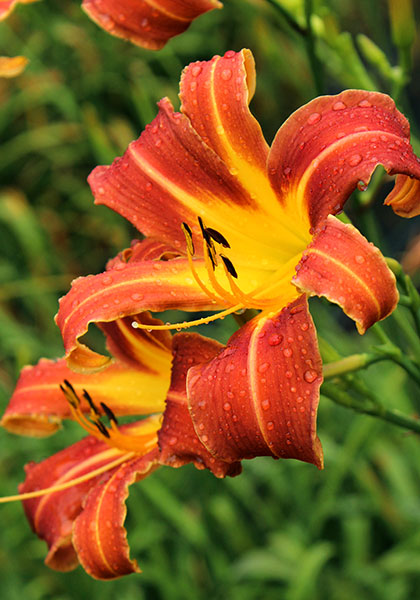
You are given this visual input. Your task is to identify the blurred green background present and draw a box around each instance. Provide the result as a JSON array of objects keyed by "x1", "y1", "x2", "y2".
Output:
[{"x1": 1, "y1": 1, "x2": 420, "y2": 598}]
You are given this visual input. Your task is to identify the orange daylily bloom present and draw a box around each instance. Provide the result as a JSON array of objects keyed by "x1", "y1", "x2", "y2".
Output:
[
  {"x1": 82, "y1": 0, "x2": 222, "y2": 50},
  {"x1": 0, "y1": 0, "x2": 38, "y2": 77},
  {"x1": 2, "y1": 303, "x2": 239, "y2": 579},
  {"x1": 54, "y1": 49, "x2": 420, "y2": 468}
]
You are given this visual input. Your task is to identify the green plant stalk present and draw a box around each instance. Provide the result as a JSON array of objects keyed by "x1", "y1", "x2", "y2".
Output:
[
  {"x1": 322, "y1": 383, "x2": 420, "y2": 435},
  {"x1": 304, "y1": 0, "x2": 324, "y2": 94}
]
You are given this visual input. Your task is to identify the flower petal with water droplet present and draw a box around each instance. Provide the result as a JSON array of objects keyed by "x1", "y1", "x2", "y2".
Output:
[
  {"x1": 293, "y1": 215, "x2": 398, "y2": 333},
  {"x1": 268, "y1": 89, "x2": 420, "y2": 227},
  {"x1": 187, "y1": 296, "x2": 323, "y2": 468}
]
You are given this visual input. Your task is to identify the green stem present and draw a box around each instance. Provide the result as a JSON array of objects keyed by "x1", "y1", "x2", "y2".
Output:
[
  {"x1": 322, "y1": 383, "x2": 420, "y2": 435},
  {"x1": 304, "y1": 0, "x2": 324, "y2": 94},
  {"x1": 323, "y1": 353, "x2": 384, "y2": 379},
  {"x1": 264, "y1": 0, "x2": 306, "y2": 35}
]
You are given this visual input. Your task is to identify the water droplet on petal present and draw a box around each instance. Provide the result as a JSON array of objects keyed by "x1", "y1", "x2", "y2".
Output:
[
  {"x1": 283, "y1": 348, "x2": 293, "y2": 358},
  {"x1": 258, "y1": 362, "x2": 270, "y2": 373},
  {"x1": 355, "y1": 255, "x2": 365, "y2": 264},
  {"x1": 267, "y1": 421, "x2": 274, "y2": 431},
  {"x1": 223, "y1": 402, "x2": 231, "y2": 411},
  {"x1": 333, "y1": 101, "x2": 347, "y2": 111},
  {"x1": 307, "y1": 112, "x2": 321, "y2": 125},
  {"x1": 221, "y1": 69, "x2": 232, "y2": 81},
  {"x1": 191, "y1": 65, "x2": 202, "y2": 77},
  {"x1": 268, "y1": 333, "x2": 283, "y2": 346},
  {"x1": 348, "y1": 154, "x2": 362, "y2": 167},
  {"x1": 304, "y1": 369, "x2": 318, "y2": 383},
  {"x1": 261, "y1": 399, "x2": 270, "y2": 411}
]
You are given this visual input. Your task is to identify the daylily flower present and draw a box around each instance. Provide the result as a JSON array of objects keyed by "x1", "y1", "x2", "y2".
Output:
[
  {"x1": 0, "y1": 0, "x2": 38, "y2": 77},
  {"x1": 2, "y1": 289, "x2": 240, "y2": 579},
  {"x1": 82, "y1": 0, "x2": 222, "y2": 50},
  {"x1": 54, "y1": 49, "x2": 420, "y2": 468}
]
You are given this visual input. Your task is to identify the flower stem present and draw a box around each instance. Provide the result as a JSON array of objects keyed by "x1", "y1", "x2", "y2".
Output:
[
  {"x1": 323, "y1": 352, "x2": 384, "y2": 379},
  {"x1": 322, "y1": 383, "x2": 420, "y2": 435}
]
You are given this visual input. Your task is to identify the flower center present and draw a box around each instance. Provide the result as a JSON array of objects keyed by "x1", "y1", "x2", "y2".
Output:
[
  {"x1": 61, "y1": 380, "x2": 160, "y2": 454},
  {"x1": 132, "y1": 217, "x2": 307, "y2": 333}
]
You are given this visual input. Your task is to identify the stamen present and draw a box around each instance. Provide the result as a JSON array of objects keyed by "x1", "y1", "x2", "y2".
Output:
[
  {"x1": 0, "y1": 452, "x2": 136, "y2": 504},
  {"x1": 94, "y1": 420, "x2": 111, "y2": 438},
  {"x1": 220, "y1": 255, "x2": 238, "y2": 278},
  {"x1": 206, "y1": 227, "x2": 231, "y2": 248},
  {"x1": 181, "y1": 222, "x2": 195, "y2": 255},
  {"x1": 83, "y1": 389, "x2": 100, "y2": 416},
  {"x1": 100, "y1": 402, "x2": 119, "y2": 425},
  {"x1": 61, "y1": 382, "x2": 159, "y2": 453}
]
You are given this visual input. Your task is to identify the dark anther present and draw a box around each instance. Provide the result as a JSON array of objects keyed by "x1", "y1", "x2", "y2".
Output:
[
  {"x1": 61, "y1": 380, "x2": 79, "y2": 408},
  {"x1": 198, "y1": 216, "x2": 212, "y2": 245},
  {"x1": 181, "y1": 222, "x2": 195, "y2": 255},
  {"x1": 221, "y1": 255, "x2": 238, "y2": 278},
  {"x1": 63, "y1": 379, "x2": 76, "y2": 394},
  {"x1": 207, "y1": 246, "x2": 217, "y2": 270},
  {"x1": 83, "y1": 390, "x2": 100, "y2": 416},
  {"x1": 100, "y1": 402, "x2": 119, "y2": 425},
  {"x1": 205, "y1": 227, "x2": 230, "y2": 248},
  {"x1": 94, "y1": 420, "x2": 111, "y2": 438}
]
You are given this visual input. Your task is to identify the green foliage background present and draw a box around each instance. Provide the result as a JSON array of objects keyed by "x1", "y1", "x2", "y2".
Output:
[{"x1": 1, "y1": 1, "x2": 420, "y2": 598}]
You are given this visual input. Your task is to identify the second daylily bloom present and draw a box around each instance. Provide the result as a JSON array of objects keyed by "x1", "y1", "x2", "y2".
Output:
[
  {"x1": 82, "y1": 0, "x2": 222, "y2": 50},
  {"x1": 55, "y1": 49, "x2": 420, "y2": 468},
  {"x1": 2, "y1": 301, "x2": 240, "y2": 579}
]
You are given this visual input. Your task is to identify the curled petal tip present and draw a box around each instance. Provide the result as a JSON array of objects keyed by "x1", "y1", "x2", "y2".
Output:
[
  {"x1": 294, "y1": 216, "x2": 399, "y2": 333},
  {"x1": 82, "y1": 0, "x2": 222, "y2": 50}
]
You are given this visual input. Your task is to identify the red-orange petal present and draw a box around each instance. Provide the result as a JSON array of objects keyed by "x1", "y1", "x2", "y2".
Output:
[
  {"x1": 82, "y1": 0, "x2": 221, "y2": 50},
  {"x1": 187, "y1": 297, "x2": 324, "y2": 468},
  {"x1": 180, "y1": 50, "x2": 270, "y2": 183},
  {"x1": 99, "y1": 312, "x2": 172, "y2": 372},
  {"x1": 384, "y1": 174, "x2": 420, "y2": 217},
  {"x1": 159, "y1": 332, "x2": 242, "y2": 478},
  {"x1": 19, "y1": 431, "x2": 137, "y2": 572},
  {"x1": 2, "y1": 313, "x2": 172, "y2": 435},
  {"x1": 268, "y1": 90, "x2": 420, "y2": 227},
  {"x1": 56, "y1": 256, "x2": 215, "y2": 364},
  {"x1": 88, "y1": 97, "x2": 256, "y2": 253},
  {"x1": 0, "y1": 55, "x2": 28, "y2": 77},
  {"x1": 72, "y1": 448, "x2": 160, "y2": 580},
  {"x1": 294, "y1": 215, "x2": 398, "y2": 333}
]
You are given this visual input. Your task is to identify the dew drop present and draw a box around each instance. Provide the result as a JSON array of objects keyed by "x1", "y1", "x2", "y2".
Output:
[
  {"x1": 224, "y1": 50, "x2": 235, "y2": 59},
  {"x1": 145, "y1": 182, "x2": 153, "y2": 191},
  {"x1": 191, "y1": 65, "x2": 202, "y2": 77},
  {"x1": 358, "y1": 99, "x2": 371, "y2": 108},
  {"x1": 348, "y1": 154, "x2": 362, "y2": 167},
  {"x1": 283, "y1": 348, "x2": 293, "y2": 358},
  {"x1": 307, "y1": 112, "x2": 321, "y2": 125},
  {"x1": 355, "y1": 255, "x2": 365, "y2": 264},
  {"x1": 304, "y1": 369, "x2": 318, "y2": 383},
  {"x1": 261, "y1": 399, "x2": 270, "y2": 411},
  {"x1": 267, "y1": 421, "x2": 274, "y2": 431},
  {"x1": 102, "y1": 275, "x2": 113, "y2": 285},
  {"x1": 223, "y1": 402, "x2": 231, "y2": 411},
  {"x1": 332, "y1": 101, "x2": 346, "y2": 111},
  {"x1": 268, "y1": 333, "x2": 282, "y2": 346},
  {"x1": 201, "y1": 434, "x2": 209, "y2": 443},
  {"x1": 190, "y1": 81, "x2": 197, "y2": 92},
  {"x1": 258, "y1": 362, "x2": 270, "y2": 373},
  {"x1": 357, "y1": 180, "x2": 367, "y2": 191},
  {"x1": 221, "y1": 69, "x2": 232, "y2": 81}
]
